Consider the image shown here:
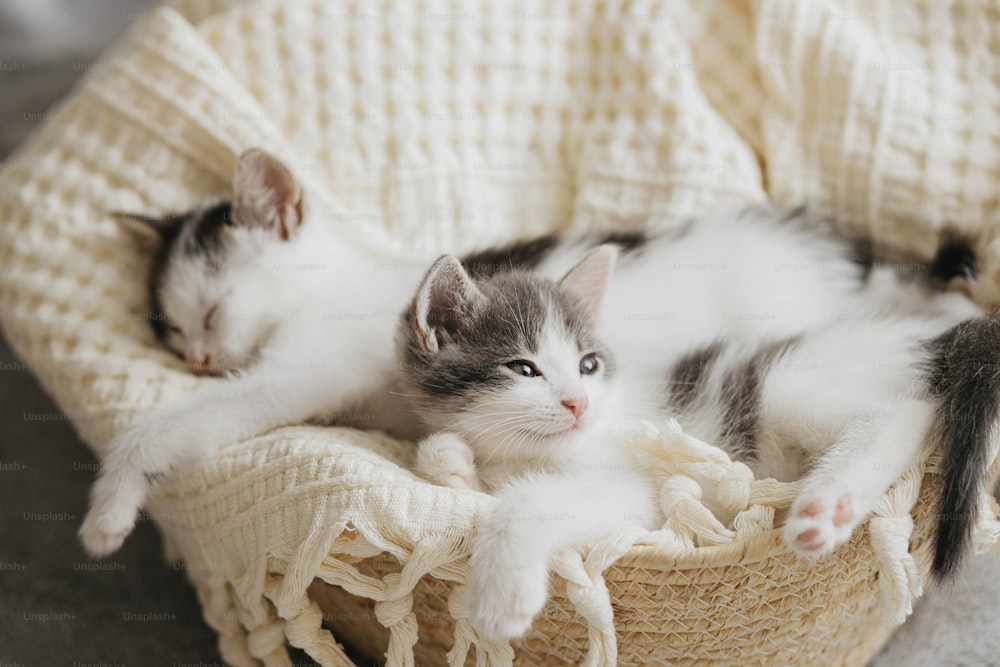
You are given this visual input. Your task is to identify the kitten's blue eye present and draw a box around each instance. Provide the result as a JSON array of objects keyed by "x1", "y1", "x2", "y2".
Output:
[
  {"x1": 505, "y1": 360, "x2": 541, "y2": 378},
  {"x1": 579, "y1": 353, "x2": 600, "y2": 375}
]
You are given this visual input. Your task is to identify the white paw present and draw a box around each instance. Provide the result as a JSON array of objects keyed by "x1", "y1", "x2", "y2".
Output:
[
  {"x1": 784, "y1": 489, "x2": 861, "y2": 558},
  {"x1": 467, "y1": 556, "x2": 548, "y2": 641},
  {"x1": 416, "y1": 433, "x2": 480, "y2": 490},
  {"x1": 79, "y1": 504, "x2": 136, "y2": 557},
  {"x1": 79, "y1": 447, "x2": 152, "y2": 558}
]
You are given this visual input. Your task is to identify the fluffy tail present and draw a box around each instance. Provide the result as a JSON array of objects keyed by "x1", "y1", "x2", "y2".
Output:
[{"x1": 923, "y1": 312, "x2": 1000, "y2": 580}]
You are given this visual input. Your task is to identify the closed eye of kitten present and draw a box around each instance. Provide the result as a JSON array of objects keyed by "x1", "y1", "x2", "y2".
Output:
[{"x1": 112, "y1": 150, "x2": 303, "y2": 376}]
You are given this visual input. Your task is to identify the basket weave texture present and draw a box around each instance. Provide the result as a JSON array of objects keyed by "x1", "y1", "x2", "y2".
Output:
[{"x1": 2, "y1": 1, "x2": 1000, "y2": 665}]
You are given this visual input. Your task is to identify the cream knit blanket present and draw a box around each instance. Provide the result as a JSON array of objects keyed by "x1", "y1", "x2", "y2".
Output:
[{"x1": 1, "y1": 1, "x2": 999, "y2": 665}]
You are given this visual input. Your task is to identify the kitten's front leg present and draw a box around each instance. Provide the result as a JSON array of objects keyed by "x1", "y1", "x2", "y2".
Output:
[
  {"x1": 467, "y1": 498, "x2": 550, "y2": 641},
  {"x1": 467, "y1": 470, "x2": 656, "y2": 640},
  {"x1": 415, "y1": 433, "x2": 480, "y2": 490},
  {"x1": 80, "y1": 355, "x2": 388, "y2": 556},
  {"x1": 79, "y1": 403, "x2": 214, "y2": 556},
  {"x1": 784, "y1": 400, "x2": 933, "y2": 557}
]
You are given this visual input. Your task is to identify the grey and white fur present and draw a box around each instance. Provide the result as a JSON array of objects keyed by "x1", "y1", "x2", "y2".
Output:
[
  {"x1": 81, "y1": 150, "x2": 999, "y2": 641},
  {"x1": 397, "y1": 230, "x2": 999, "y2": 639}
]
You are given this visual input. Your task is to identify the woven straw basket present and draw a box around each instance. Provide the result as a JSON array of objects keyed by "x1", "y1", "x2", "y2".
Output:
[
  {"x1": 294, "y1": 435, "x2": 1000, "y2": 667},
  {"x1": 308, "y1": 476, "x2": 930, "y2": 667},
  {"x1": 3, "y1": 1, "x2": 1000, "y2": 665}
]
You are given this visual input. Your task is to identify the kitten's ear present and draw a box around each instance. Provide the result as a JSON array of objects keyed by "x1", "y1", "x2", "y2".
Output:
[
  {"x1": 414, "y1": 255, "x2": 482, "y2": 353},
  {"x1": 231, "y1": 148, "x2": 303, "y2": 241},
  {"x1": 111, "y1": 211, "x2": 178, "y2": 249},
  {"x1": 560, "y1": 244, "x2": 617, "y2": 326}
]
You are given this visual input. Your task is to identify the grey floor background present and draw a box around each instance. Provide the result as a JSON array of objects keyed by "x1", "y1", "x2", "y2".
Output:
[{"x1": 1, "y1": 2, "x2": 998, "y2": 665}]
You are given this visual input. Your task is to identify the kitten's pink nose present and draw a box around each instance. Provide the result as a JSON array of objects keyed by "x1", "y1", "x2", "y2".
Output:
[
  {"x1": 187, "y1": 354, "x2": 212, "y2": 375},
  {"x1": 561, "y1": 397, "x2": 589, "y2": 420}
]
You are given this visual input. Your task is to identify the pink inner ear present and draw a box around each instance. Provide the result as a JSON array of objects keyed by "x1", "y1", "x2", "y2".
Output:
[
  {"x1": 417, "y1": 325, "x2": 437, "y2": 353},
  {"x1": 414, "y1": 256, "x2": 479, "y2": 352},
  {"x1": 233, "y1": 149, "x2": 303, "y2": 238},
  {"x1": 560, "y1": 247, "x2": 616, "y2": 323},
  {"x1": 277, "y1": 198, "x2": 304, "y2": 241}
]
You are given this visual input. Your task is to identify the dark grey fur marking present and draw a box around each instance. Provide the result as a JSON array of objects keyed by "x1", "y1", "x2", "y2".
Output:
[
  {"x1": 146, "y1": 200, "x2": 233, "y2": 341},
  {"x1": 621, "y1": 218, "x2": 695, "y2": 252},
  {"x1": 143, "y1": 471, "x2": 165, "y2": 484},
  {"x1": 921, "y1": 312, "x2": 1000, "y2": 580},
  {"x1": 598, "y1": 231, "x2": 648, "y2": 255},
  {"x1": 397, "y1": 270, "x2": 614, "y2": 415},
  {"x1": 400, "y1": 275, "x2": 548, "y2": 400},
  {"x1": 145, "y1": 217, "x2": 186, "y2": 342},
  {"x1": 460, "y1": 229, "x2": 651, "y2": 283},
  {"x1": 461, "y1": 235, "x2": 559, "y2": 280},
  {"x1": 765, "y1": 205, "x2": 874, "y2": 279},
  {"x1": 185, "y1": 200, "x2": 233, "y2": 258},
  {"x1": 849, "y1": 238, "x2": 876, "y2": 279},
  {"x1": 930, "y1": 231, "x2": 978, "y2": 284},
  {"x1": 668, "y1": 341, "x2": 724, "y2": 410},
  {"x1": 720, "y1": 337, "x2": 799, "y2": 460}
]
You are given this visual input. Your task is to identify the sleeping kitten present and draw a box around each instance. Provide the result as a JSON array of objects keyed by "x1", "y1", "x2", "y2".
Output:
[
  {"x1": 397, "y1": 245, "x2": 999, "y2": 640},
  {"x1": 80, "y1": 149, "x2": 429, "y2": 556}
]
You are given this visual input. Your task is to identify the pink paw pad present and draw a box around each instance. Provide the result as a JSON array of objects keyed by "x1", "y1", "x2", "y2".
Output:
[
  {"x1": 833, "y1": 495, "x2": 853, "y2": 526},
  {"x1": 786, "y1": 492, "x2": 858, "y2": 557},
  {"x1": 793, "y1": 527, "x2": 825, "y2": 551},
  {"x1": 802, "y1": 501, "x2": 824, "y2": 517}
]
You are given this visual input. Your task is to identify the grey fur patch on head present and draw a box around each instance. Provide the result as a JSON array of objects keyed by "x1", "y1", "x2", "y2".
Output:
[
  {"x1": 113, "y1": 199, "x2": 233, "y2": 342},
  {"x1": 116, "y1": 148, "x2": 305, "y2": 347},
  {"x1": 180, "y1": 199, "x2": 236, "y2": 262},
  {"x1": 397, "y1": 256, "x2": 615, "y2": 422}
]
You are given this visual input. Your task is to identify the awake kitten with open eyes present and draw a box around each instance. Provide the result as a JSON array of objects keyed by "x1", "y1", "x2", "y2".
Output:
[
  {"x1": 397, "y1": 243, "x2": 1000, "y2": 641},
  {"x1": 397, "y1": 247, "x2": 661, "y2": 639},
  {"x1": 398, "y1": 246, "x2": 631, "y2": 492}
]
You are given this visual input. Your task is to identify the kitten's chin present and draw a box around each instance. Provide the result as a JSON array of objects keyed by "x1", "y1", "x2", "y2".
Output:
[
  {"x1": 449, "y1": 419, "x2": 588, "y2": 467},
  {"x1": 191, "y1": 368, "x2": 224, "y2": 377},
  {"x1": 186, "y1": 357, "x2": 244, "y2": 377},
  {"x1": 515, "y1": 422, "x2": 580, "y2": 440}
]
